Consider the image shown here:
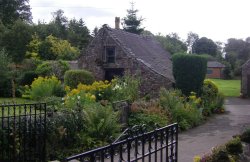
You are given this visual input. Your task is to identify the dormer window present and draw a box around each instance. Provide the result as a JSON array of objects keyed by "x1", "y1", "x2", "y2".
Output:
[{"x1": 105, "y1": 46, "x2": 115, "y2": 63}]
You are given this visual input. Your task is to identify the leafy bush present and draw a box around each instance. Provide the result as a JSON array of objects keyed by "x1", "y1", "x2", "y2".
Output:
[
  {"x1": 109, "y1": 74, "x2": 140, "y2": 102},
  {"x1": 36, "y1": 60, "x2": 70, "y2": 80},
  {"x1": 64, "y1": 70, "x2": 94, "y2": 88},
  {"x1": 46, "y1": 102, "x2": 121, "y2": 160},
  {"x1": 129, "y1": 100, "x2": 169, "y2": 128},
  {"x1": 201, "y1": 79, "x2": 219, "y2": 103},
  {"x1": 46, "y1": 109, "x2": 85, "y2": 160},
  {"x1": 23, "y1": 76, "x2": 65, "y2": 100},
  {"x1": 18, "y1": 71, "x2": 38, "y2": 86},
  {"x1": 159, "y1": 88, "x2": 203, "y2": 130},
  {"x1": 83, "y1": 104, "x2": 121, "y2": 145},
  {"x1": 209, "y1": 146, "x2": 230, "y2": 162},
  {"x1": 0, "y1": 79, "x2": 12, "y2": 97},
  {"x1": 226, "y1": 137, "x2": 243, "y2": 155},
  {"x1": 240, "y1": 128, "x2": 250, "y2": 143},
  {"x1": 172, "y1": 53, "x2": 207, "y2": 96},
  {"x1": 201, "y1": 80, "x2": 224, "y2": 115},
  {"x1": 129, "y1": 113, "x2": 168, "y2": 129}
]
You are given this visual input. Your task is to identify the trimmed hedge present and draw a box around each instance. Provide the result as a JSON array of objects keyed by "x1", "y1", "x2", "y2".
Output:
[
  {"x1": 64, "y1": 70, "x2": 95, "y2": 88},
  {"x1": 172, "y1": 53, "x2": 207, "y2": 96}
]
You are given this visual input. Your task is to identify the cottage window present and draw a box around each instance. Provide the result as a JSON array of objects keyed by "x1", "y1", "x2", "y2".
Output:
[
  {"x1": 105, "y1": 47, "x2": 115, "y2": 63},
  {"x1": 207, "y1": 69, "x2": 213, "y2": 74}
]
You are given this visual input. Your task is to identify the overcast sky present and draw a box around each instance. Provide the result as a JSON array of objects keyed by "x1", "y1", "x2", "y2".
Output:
[{"x1": 30, "y1": 0, "x2": 250, "y2": 43}]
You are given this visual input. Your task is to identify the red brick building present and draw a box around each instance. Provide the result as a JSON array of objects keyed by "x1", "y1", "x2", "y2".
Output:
[{"x1": 206, "y1": 61, "x2": 225, "y2": 79}]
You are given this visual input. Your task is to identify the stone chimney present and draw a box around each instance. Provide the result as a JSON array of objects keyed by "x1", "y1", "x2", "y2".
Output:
[{"x1": 115, "y1": 17, "x2": 120, "y2": 29}]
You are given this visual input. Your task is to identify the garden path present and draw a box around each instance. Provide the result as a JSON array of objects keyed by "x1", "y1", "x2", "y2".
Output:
[{"x1": 178, "y1": 97, "x2": 250, "y2": 162}]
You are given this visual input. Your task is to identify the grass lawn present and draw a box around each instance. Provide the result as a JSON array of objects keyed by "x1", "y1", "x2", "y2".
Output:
[
  {"x1": 209, "y1": 79, "x2": 241, "y2": 97},
  {"x1": 0, "y1": 98, "x2": 35, "y2": 104}
]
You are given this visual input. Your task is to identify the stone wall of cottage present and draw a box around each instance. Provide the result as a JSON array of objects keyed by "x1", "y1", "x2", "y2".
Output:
[
  {"x1": 241, "y1": 61, "x2": 250, "y2": 96},
  {"x1": 79, "y1": 28, "x2": 173, "y2": 95}
]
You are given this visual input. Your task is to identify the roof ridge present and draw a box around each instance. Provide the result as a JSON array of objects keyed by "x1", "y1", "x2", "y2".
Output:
[{"x1": 103, "y1": 27, "x2": 174, "y2": 82}]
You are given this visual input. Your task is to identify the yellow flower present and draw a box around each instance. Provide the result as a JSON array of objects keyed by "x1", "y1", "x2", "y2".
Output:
[
  {"x1": 90, "y1": 95, "x2": 96, "y2": 100},
  {"x1": 65, "y1": 85, "x2": 71, "y2": 92}
]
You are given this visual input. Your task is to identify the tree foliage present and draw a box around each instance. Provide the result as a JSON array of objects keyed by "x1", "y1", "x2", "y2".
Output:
[
  {"x1": 0, "y1": 0, "x2": 32, "y2": 26},
  {"x1": 156, "y1": 33, "x2": 187, "y2": 55},
  {"x1": 172, "y1": 53, "x2": 207, "y2": 96},
  {"x1": 224, "y1": 38, "x2": 250, "y2": 76},
  {"x1": 186, "y1": 32, "x2": 199, "y2": 53},
  {"x1": 0, "y1": 20, "x2": 32, "y2": 63},
  {"x1": 37, "y1": 35, "x2": 80, "y2": 60},
  {"x1": 34, "y1": 10, "x2": 90, "y2": 51},
  {"x1": 122, "y1": 2, "x2": 144, "y2": 34},
  {"x1": 192, "y1": 37, "x2": 217, "y2": 57},
  {"x1": 0, "y1": 49, "x2": 10, "y2": 79},
  {"x1": 68, "y1": 18, "x2": 90, "y2": 50}
]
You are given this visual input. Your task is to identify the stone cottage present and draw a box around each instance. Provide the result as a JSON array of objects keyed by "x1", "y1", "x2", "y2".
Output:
[
  {"x1": 241, "y1": 59, "x2": 250, "y2": 97},
  {"x1": 206, "y1": 61, "x2": 225, "y2": 79},
  {"x1": 79, "y1": 21, "x2": 174, "y2": 95}
]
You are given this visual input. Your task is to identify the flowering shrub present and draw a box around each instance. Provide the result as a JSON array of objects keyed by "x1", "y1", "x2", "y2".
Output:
[
  {"x1": 22, "y1": 76, "x2": 64, "y2": 100},
  {"x1": 201, "y1": 79, "x2": 224, "y2": 116},
  {"x1": 64, "y1": 74, "x2": 140, "y2": 109},
  {"x1": 64, "y1": 80, "x2": 112, "y2": 108},
  {"x1": 109, "y1": 75, "x2": 140, "y2": 102},
  {"x1": 160, "y1": 89, "x2": 203, "y2": 130}
]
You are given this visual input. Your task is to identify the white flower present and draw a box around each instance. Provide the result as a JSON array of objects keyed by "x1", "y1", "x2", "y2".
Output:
[{"x1": 77, "y1": 96, "x2": 80, "y2": 100}]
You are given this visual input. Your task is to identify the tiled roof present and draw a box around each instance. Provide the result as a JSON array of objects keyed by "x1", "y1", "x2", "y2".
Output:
[
  {"x1": 207, "y1": 61, "x2": 225, "y2": 68},
  {"x1": 105, "y1": 27, "x2": 174, "y2": 82}
]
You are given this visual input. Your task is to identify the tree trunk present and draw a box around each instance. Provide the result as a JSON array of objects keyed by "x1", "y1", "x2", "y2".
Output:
[{"x1": 11, "y1": 78, "x2": 15, "y2": 98}]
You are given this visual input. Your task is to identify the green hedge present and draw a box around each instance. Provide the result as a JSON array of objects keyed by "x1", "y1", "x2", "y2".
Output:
[
  {"x1": 64, "y1": 70, "x2": 94, "y2": 88},
  {"x1": 172, "y1": 53, "x2": 207, "y2": 96}
]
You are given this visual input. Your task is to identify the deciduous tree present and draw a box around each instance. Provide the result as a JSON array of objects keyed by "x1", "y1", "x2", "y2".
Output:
[
  {"x1": 192, "y1": 37, "x2": 217, "y2": 57},
  {"x1": 156, "y1": 33, "x2": 187, "y2": 55}
]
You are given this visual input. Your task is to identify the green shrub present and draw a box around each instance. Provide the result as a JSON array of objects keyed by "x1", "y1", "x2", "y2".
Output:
[
  {"x1": 110, "y1": 74, "x2": 140, "y2": 102},
  {"x1": 129, "y1": 112, "x2": 168, "y2": 129},
  {"x1": 201, "y1": 80, "x2": 224, "y2": 115},
  {"x1": 159, "y1": 88, "x2": 203, "y2": 130},
  {"x1": 225, "y1": 137, "x2": 243, "y2": 155},
  {"x1": 83, "y1": 104, "x2": 121, "y2": 145},
  {"x1": 240, "y1": 128, "x2": 250, "y2": 143},
  {"x1": 202, "y1": 79, "x2": 218, "y2": 101},
  {"x1": 160, "y1": 88, "x2": 183, "y2": 110},
  {"x1": 209, "y1": 146, "x2": 230, "y2": 162},
  {"x1": 64, "y1": 70, "x2": 94, "y2": 88},
  {"x1": 0, "y1": 79, "x2": 12, "y2": 97},
  {"x1": 46, "y1": 109, "x2": 85, "y2": 160},
  {"x1": 171, "y1": 103, "x2": 203, "y2": 130},
  {"x1": 36, "y1": 60, "x2": 70, "y2": 80},
  {"x1": 18, "y1": 71, "x2": 38, "y2": 86},
  {"x1": 172, "y1": 53, "x2": 207, "y2": 96},
  {"x1": 23, "y1": 76, "x2": 65, "y2": 100}
]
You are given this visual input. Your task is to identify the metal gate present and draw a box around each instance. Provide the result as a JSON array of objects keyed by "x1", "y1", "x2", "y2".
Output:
[
  {"x1": 65, "y1": 123, "x2": 178, "y2": 162},
  {"x1": 0, "y1": 103, "x2": 47, "y2": 162}
]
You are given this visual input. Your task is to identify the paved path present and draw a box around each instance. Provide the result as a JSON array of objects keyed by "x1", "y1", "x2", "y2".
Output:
[{"x1": 178, "y1": 97, "x2": 250, "y2": 162}]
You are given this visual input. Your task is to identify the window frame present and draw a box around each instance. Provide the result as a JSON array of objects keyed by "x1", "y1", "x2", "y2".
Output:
[{"x1": 104, "y1": 46, "x2": 116, "y2": 63}]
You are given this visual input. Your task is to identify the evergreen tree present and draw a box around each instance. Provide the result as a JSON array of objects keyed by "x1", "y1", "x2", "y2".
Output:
[
  {"x1": 122, "y1": 2, "x2": 144, "y2": 34},
  {"x1": 0, "y1": 0, "x2": 32, "y2": 26}
]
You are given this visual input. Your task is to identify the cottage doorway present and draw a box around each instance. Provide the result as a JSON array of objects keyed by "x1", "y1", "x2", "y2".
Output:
[
  {"x1": 105, "y1": 68, "x2": 124, "y2": 81},
  {"x1": 247, "y1": 75, "x2": 250, "y2": 96}
]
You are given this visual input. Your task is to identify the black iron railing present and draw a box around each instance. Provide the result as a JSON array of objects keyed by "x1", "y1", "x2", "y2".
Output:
[
  {"x1": 65, "y1": 123, "x2": 178, "y2": 162},
  {"x1": 0, "y1": 103, "x2": 47, "y2": 162}
]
